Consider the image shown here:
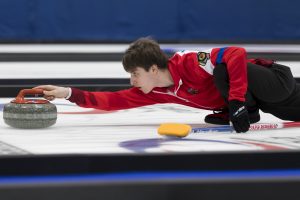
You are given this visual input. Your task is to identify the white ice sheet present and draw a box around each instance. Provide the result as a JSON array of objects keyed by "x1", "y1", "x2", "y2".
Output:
[{"x1": 1, "y1": 98, "x2": 300, "y2": 155}]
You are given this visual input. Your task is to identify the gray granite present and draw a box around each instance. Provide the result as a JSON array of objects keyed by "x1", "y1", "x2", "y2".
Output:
[{"x1": 3, "y1": 102, "x2": 57, "y2": 129}]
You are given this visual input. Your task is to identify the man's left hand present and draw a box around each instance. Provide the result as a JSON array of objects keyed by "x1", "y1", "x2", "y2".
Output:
[{"x1": 229, "y1": 100, "x2": 250, "y2": 133}]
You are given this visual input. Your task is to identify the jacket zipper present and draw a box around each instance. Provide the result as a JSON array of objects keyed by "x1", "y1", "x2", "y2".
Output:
[{"x1": 152, "y1": 79, "x2": 213, "y2": 110}]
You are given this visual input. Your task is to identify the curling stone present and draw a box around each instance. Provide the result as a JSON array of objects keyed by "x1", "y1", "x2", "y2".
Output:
[{"x1": 3, "y1": 89, "x2": 57, "y2": 129}]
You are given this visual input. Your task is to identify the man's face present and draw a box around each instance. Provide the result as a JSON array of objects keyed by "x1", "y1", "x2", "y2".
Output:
[{"x1": 130, "y1": 66, "x2": 158, "y2": 94}]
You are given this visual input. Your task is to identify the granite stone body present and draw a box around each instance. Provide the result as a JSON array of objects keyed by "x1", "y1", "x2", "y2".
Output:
[{"x1": 3, "y1": 102, "x2": 57, "y2": 129}]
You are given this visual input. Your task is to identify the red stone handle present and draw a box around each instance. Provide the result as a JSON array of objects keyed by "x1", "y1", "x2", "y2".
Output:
[{"x1": 13, "y1": 89, "x2": 47, "y2": 104}]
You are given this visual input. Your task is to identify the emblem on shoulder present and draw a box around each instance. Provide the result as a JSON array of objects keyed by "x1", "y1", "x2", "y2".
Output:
[{"x1": 197, "y1": 52, "x2": 210, "y2": 66}]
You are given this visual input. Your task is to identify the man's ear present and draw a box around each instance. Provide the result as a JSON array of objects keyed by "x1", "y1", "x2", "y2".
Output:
[{"x1": 150, "y1": 64, "x2": 159, "y2": 74}]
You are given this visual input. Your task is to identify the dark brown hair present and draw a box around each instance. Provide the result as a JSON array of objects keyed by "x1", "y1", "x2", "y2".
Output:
[{"x1": 122, "y1": 38, "x2": 169, "y2": 72}]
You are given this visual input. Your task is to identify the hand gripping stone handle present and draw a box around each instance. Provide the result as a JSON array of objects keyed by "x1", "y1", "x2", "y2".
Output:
[{"x1": 15, "y1": 89, "x2": 44, "y2": 103}]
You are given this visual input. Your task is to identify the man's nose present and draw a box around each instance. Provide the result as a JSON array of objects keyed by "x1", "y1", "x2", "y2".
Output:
[
  {"x1": 130, "y1": 77, "x2": 136, "y2": 86},
  {"x1": 130, "y1": 78, "x2": 134, "y2": 86}
]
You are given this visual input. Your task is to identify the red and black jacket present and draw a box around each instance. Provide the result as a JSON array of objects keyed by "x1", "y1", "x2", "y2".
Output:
[{"x1": 68, "y1": 47, "x2": 269, "y2": 111}]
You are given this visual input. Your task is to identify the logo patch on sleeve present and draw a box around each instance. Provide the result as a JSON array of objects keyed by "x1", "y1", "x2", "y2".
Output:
[{"x1": 197, "y1": 52, "x2": 210, "y2": 66}]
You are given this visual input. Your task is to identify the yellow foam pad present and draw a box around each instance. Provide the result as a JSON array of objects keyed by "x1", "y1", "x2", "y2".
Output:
[{"x1": 157, "y1": 123, "x2": 192, "y2": 137}]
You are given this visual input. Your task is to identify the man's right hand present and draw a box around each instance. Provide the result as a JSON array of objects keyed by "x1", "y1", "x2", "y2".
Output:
[{"x1": 33, "y1": 85, "x2": 70, "y2": 101}]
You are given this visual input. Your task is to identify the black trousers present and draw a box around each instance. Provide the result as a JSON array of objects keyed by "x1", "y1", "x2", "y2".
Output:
[{"x1": 213, "y1": 63, "x2": 300, "y2": 121}]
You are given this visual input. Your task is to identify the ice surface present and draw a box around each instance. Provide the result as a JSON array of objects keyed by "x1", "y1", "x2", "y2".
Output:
[{"x1": 1, "y1": 98, "x2": 300, "y2": 155}]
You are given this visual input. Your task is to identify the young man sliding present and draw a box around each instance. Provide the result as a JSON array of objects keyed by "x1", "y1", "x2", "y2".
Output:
[{"x1": 36, "y1": 38, "x2": 300, "y2": 133}]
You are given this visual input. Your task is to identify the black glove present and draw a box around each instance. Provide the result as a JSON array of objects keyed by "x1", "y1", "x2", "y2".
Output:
[{"x1": 229, "y1": 100, "x2": 250, "y2": 133}]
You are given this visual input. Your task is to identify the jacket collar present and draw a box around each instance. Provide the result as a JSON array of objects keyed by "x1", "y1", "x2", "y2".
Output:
[
  {"x1": 167, "y1": 60, "x2": 182, "y2": 93},
  {"x1": 151, "y1": 61, "x2": 182, "y2": 93}
]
